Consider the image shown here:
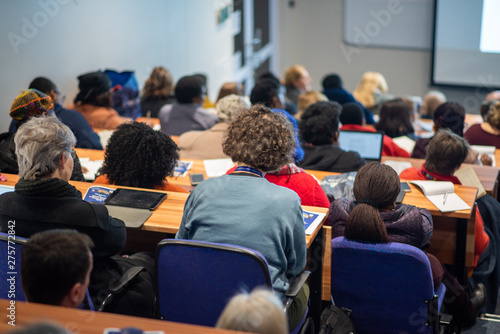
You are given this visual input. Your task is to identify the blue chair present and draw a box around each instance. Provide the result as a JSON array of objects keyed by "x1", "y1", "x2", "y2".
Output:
[
  {"x1": 330, "y1": 237, "x2": 447, "y2": 334},
  {"x1": 0, "y1": 232, "x2": 27, "y2": 301},
  {"x1": 156, "y1": 239, "x2": 311, "y2": 332}
]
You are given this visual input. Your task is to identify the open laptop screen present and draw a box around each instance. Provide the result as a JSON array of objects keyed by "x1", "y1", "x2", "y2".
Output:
[{"x1": 338, "y1": 130, "x2": 384, "y2": 162}]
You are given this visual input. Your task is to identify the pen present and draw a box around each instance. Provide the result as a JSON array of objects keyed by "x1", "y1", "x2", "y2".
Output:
[{"x1": 443, "y1": 193, "x2": 449, "y2": 205}]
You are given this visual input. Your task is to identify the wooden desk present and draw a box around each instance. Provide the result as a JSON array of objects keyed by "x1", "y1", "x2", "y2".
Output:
[
  {"x1": 320, "y1": 183, "x2": 478, "y2": 301},
  {"x1": 0, "y1": 299, "x2": 234, "y2": 334},
  {"x1": 0, "y1": 173, "x2": 327, "y2": 249},
  {"x1": 381, "y1": 156, "x2": 499, "y2": 199}
]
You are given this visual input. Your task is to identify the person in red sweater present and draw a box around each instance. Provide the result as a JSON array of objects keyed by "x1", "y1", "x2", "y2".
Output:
[
  {"x1": 400, "y1": 129, "x2": 489, "y2": 269},
  {"x1": 339, "y1": 102, "x2": 410, "y2": 157}
]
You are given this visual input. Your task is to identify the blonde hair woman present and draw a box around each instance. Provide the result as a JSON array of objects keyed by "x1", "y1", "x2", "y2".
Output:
[
  {"x1": 216, "y1": 289, "x2": 288, "y2": 334},
  {"x1": 296, "y1": 91, "x2": 328, "y2": 120},
  {"x1": 353, "y1": 71, "x2": 389, "y2": 110},
  {"x1": 141, "y1": 66, "x2": 175, "y2": 117},
  {"x1": 283, "y1": 65, "x2": 312, "y2": 115}
]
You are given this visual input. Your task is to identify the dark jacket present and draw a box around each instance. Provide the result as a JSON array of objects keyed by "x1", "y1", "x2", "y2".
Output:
[
  {"x1": 0, "y1": 178, "x2": 126, "y2": 257},
  {"x1": 0, "y1": 132, "x2": 17, "y2": 174},
  {"x1": 322, "y1": 88, "x2": 375, "y2": 124},
  {"x1": 329, "y1": 197, "x2": 433, "y2": 249},
  {"x1": 0, "y1": 131, "x2": 85, "y2": 181},
  {"x1": 299, "y1": 144, "x2": 366, "y2": 173}
]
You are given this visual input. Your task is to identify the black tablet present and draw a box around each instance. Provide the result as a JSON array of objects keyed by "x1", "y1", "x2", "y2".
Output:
[{"x1": 104, "y1": 188, "x2": 167, "y2": 211}]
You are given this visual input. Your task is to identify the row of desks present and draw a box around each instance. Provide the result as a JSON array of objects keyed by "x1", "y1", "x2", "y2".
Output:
[{"x1": 0, "y1": 299, "x2": 235, "y2": 334}]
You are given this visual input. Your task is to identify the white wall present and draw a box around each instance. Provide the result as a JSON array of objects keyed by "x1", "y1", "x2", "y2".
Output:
[
  {"x1": 0, "y1": 0, "x2": 235, "y2": 132},
  {"x1": 277, "y1": 0, "x2": 488, "y2": 113}
]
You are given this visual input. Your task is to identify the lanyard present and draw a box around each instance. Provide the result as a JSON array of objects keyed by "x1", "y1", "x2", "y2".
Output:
[{"x1": 233, "y1": 166, "x2": 264, "y2": 178}]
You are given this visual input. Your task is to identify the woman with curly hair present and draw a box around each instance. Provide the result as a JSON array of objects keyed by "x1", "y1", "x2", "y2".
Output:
[
  {"x1": 94, "y1": 122, "x2": 188, "y2": 193},
  {"x1": 141, "y1": 66, "x2": 175, "y2": 117},
  {"x1": 177, "y1": 104, "x2": 308, "y2": 330}
]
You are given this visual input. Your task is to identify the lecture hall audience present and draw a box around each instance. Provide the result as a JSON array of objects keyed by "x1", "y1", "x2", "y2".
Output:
[
  {"x1": 0, "y1": 89, "x2": 85, "y2": 181},
  {"x1": 178, "y1": 94, "x2": 250, "y2": 159},
  {"x1": 339, "y1": 102, "x2": 410, "y2": 157},
  {"x1": 176, "y1": 105, "x2": 309, "y2": 330},
  {"x1": 72, "y1": 71, "x2": 132, "y2": 130},
  {"x1": 0, "y1": 116, "x2": 156, "y2": 318},
  {"x1": 140, "y1": 66, "x2": 175, "y2": 118},
  {"x1": 330, "y1": 163, "x2": 486, "y2": 329},
  {"x1": 95, "y1": 122, "x2": 188, "y2": 192},
  {"x1": 159, "y1": 75, "x2": 217, "y2": 136},
  {"x1": 298, "y1": 101, "x2": 366, "y2": 173},
  {"x1": 21, "y1": 229, "x2": 94, "y2": 308}
]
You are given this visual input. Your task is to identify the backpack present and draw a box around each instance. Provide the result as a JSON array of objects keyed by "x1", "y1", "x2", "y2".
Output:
[
  {"x1": 90, "y1": 252, "x2": 157, "y2": 318},
  {"x1": 319, "y1": 305, "x2": 357, "y2": 334},
  {"x1": 104, "y1": 69, "x2": 141, "y2": 119}
]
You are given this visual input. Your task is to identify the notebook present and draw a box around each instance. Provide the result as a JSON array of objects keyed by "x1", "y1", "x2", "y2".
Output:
[{"x1": 338, "y1": 130, "x2": 384, "y2": 162}]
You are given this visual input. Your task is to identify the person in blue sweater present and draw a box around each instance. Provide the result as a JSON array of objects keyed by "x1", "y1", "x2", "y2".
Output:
[
  {"x1": 321, "y1": 73, "x2": 375, "y2": 124},
  {"x1": 9, "y1": 77, "x2": 103, "y2": 150},
  {"x1": 177, "y1": 104, "x2": 308, "y2": 330}
]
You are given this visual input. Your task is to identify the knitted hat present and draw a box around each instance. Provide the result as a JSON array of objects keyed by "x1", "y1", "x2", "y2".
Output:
[
  {"x1": 74, "y1": 71, "x2": 111, "y2": 104},
  {"x1": 9, "y1": 89, "x2": 53, "y2": 121},
  {"x1": 216, "y1": 94, "x2": 250, "y2": 123}
]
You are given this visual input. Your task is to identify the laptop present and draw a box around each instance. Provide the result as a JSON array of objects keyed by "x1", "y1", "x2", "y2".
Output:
[{"x1": 338, "y1": 130, "x2": 384, "y2": 163}]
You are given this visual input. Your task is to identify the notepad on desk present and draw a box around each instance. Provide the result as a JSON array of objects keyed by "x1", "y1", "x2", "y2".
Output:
[
  {"x1": 174, "y1": 161, "x2": 193, "y2": 177},
  {"x1": 303, "y1": 210, "x2": 327, "y2": 235},
  {"x1": 410, "y1": 180, "x2": 471, "y2": 212},
  {"x1": 470, "y1": 145, "x2": 496, "y2": 166},
  {"x1": 203, "y1": 158, "x2": 234, "y2": 177},
  {"x1": 454, "y1": 165, "x2": 487, "y2": 199}
]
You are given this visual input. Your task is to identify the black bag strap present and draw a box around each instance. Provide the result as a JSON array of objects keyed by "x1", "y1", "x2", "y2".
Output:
[{"x1": 97, "y1": 266, "x2": 146, "y2": 312}]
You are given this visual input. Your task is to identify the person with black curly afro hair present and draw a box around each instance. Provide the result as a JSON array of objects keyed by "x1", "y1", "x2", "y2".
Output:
[{"x1": 94, "y1": 122, "x2": 188, "y2": 193}]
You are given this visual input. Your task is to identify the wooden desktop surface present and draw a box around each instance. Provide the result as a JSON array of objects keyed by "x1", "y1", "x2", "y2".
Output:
[
  {"x1": 320, "y1": 182, "x2": 478, "y2": 301},
  {"x1": 0, "y1": 173, "x2": 327, "y2": 249},
  {"x1": 75, "y1": 148, "x2": 215, "y2": 188},
  {"x1": 380, "y1": 156, "x2": 499, "y2": 199},
  {"x1": 0, "y1": 299, "x2": 235, "y2": 334}
]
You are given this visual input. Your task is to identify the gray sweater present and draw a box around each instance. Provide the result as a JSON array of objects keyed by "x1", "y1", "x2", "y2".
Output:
[{"x1": 176, "y1": 174, "x2": 307, "y2": 298}]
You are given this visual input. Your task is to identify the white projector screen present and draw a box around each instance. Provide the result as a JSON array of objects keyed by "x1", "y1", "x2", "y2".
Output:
[{"x1": 432, "y1": 0, "x2": 500, "y2": 89}]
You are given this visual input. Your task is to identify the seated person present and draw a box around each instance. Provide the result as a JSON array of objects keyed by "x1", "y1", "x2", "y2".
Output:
[
  {"x1": 298, "y1": 101, "x2": 366, "y2": 173},
  {"x1": 400, "y1": 129, "x2": 490, "y2": 269},
  {"x1": 322, "y1": 73, "x2": 375, "y2": 124},
  {"x1": 283, "y1": 65, "x2": 312, "y2": 116},
  {"x1": 412, "y1": 102, "x2": 490, "y2": 164},
  {"x1": 340, "y1": 102, "x2": 410, "y2": 157},
  {"x1": 295, "y1": 91, "x2": 328, "y2": 121},
  {"x1": 0, "y1": 89, "x2": 84, "y2": 181},
  {"x1": 375, "y1": 98, "x2": 419, "y2": 140},
  {"x1": 216, "y1": 82, "x2": 244, "y2": 102},
  {"x1": 0, "y1": 117, "x2": 155, "y2": 317},
  {"x1": 159, "y1": 75, "x2": 218, "y2": 136},
  {"x1": 28, "y1": 77, "x2": 102, "y2": 150},
  {"x1": 177, "y1": 105, "x2": 308, "y2": 329},
  {"x1": 420, "y1": 90, "x2": 446, "y2": 120},
  {"x1": 465, "y1": 101, "x2": 500, "y2": 149},
  {"x1": 141, "y1": 66, "x2": 176, "y2": 118},
  {"x1": 72, "y1": 72, "x2": 132, "y2": 130},
  {"x1": 330, "y1": 163, "x2": 486, "y2": 329},
  {"x1": 178, "y1": 94, "x2": 250, "y2": 159},
  {"x1": 95, "y1": 122, "x2": 188, "y2": 193},
  {"x1": 216, "y1": 288, "x2": 288, "y2": 334},
  {"x1": 21, "y1": 229, "x2": 94, "y2": 308},
  {"x1": 353, "y1": 71, "x2": 391, "y2": 113},
  {"x1": 250, "y1": 78, "x2": 286, "y2": 109},
  {"x1": 8, "y1": 78, "x2": 102, "y2": 150}
]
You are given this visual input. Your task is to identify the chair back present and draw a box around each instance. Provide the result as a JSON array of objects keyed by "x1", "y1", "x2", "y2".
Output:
[
  {"x1": 331, "y1": 237, "x2": 438, "y2": 334},
  {"x1": 156, "y1": 239, "x2": 273, "y2": 327},
  {"x1": 0, "y1": 232, "x2": 27, "y2": 301}
]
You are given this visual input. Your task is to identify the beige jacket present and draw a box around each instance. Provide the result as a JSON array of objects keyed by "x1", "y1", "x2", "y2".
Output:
[{"x1": 178, "y1": 123, "x2": 229, "y2": 160}]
